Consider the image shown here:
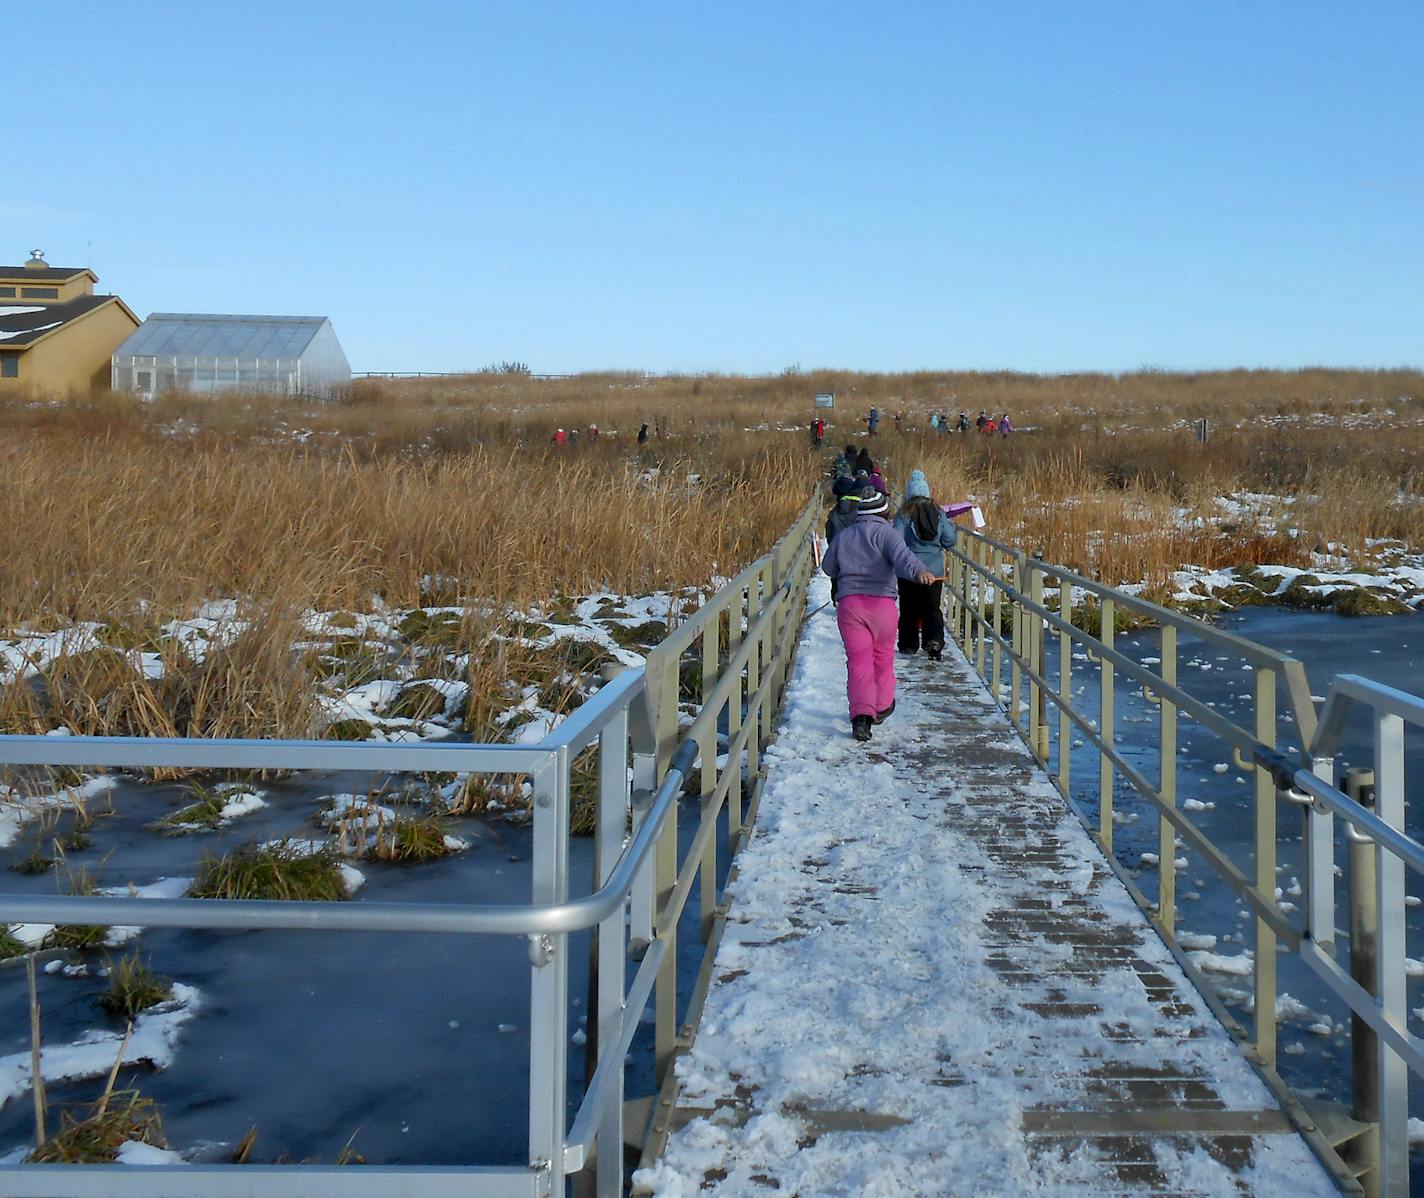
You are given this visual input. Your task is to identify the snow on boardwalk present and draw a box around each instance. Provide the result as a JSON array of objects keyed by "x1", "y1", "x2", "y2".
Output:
[{"x1": 637, "y1": 576, "x2": 1340, "y2": 1198}]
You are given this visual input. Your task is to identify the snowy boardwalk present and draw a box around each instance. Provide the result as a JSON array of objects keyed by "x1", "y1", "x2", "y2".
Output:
[{"x1": 637, "y1": 577, "x2": 1340, "y2": 1198}]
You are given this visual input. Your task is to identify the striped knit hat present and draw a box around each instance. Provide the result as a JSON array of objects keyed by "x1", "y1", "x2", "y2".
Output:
[{"x1": 856, "y1": 485, "x2": 888, "y2": 516}]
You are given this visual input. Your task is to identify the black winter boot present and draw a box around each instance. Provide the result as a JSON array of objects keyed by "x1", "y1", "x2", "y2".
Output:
[
  {"x1": 851, "y1": 715, "x2": 873, "y2": 742},
  {"x1": 874, "y1": 700, "x2": 896, "y2": 725},
  {"x1": 926, "y1": 643, "x2": 943, "y2": 662}
]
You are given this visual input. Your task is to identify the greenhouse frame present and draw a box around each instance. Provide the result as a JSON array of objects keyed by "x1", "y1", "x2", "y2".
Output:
[{"x1": 111, "y1": 313, "x2": 351, "y2": 398}]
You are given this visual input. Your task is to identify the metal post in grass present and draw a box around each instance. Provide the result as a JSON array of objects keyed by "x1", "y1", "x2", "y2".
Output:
[
  {"x1": 1252, "y1": 666, "x2": 1277, "y2": 1069},
  {"x1": 1158, "y1": 625, "x2": 1178, "y2": 938},
  {"x1": 528, "y1": 755, "x2": 570, "y2": 1190},
  {"x1": 1099, "y1": 596, "x2": 1115, "y2": 853},
  {"x1": 1058, "y1": 575, "x2": 1072, "y2": 797}
]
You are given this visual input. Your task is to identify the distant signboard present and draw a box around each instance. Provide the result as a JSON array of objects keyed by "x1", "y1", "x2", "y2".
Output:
[{"x1": 813, "y1": 393, "x2": 835, "y2": 409}]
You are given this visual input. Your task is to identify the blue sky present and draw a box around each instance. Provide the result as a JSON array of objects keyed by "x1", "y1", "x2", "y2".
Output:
[{"x1": 12, "y1": 2, "x2": 1421, "y2": 373}]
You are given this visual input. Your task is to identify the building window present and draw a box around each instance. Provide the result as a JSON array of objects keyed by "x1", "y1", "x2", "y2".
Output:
[
  {"x1": 0, "y1": 287, "x2": 15, "y2": 298},
  {"x1": 20, "y1": 287, "x2": 59, "y2": 300},
  {"x1": 1, "y1": 356, "x2": 17, "y2": 379}
]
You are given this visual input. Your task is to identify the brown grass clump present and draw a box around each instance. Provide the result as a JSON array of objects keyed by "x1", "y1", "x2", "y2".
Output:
[
  {"x1": 98, "y1": 954, "x2": 173, "y2": 1019},
  {"x1": 27, "y1": 1091, "x2": 166, "y2": 1163},
  {"x1": 190, "y1": 841, "x2": 348, "y2": 901}
]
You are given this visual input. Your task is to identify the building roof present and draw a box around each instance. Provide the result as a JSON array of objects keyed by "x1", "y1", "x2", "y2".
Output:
[
  {"x1": 0, "y1": 295, "x2": 122, "y2": 349},
  {"x1": 0, "y1": 265, "x2": 98, "y2": 284},
  {"x1": 115, "y1": 314, "x2": 331, "y2": 360}
]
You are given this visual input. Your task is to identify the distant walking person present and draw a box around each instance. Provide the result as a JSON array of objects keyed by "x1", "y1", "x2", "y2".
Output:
[
  {"x1": 552, "y1": 428, "x2": 568, "y2": 446},
  {"x1": 976, "y1": 411, "x2": 988, "y2": 432},
  {"x1": 893, "y1": 470, "x2": 958, "y2": 661},
  {"x1": 866, "y1": 407, "x2": 880, "y2": 436},
  {"x1": 587, "y1": 423, "x2": 600, "y2": 442},
  {"x1": 821, "y1": 485, "x2": 936, "y2": 742},
  {"x1": 929, "y1": 413, "x2": 940, "y2": 433},
  {"x1": 853, "y1": 449, "x2": 888, "y2": 495},
  {"x1": 637, "y1": 423, "x2": 649, "y2": 445},
  {"x1": 894, "y1": 411, "x2": 904, "y2": 433},
  {"x1": 956, "y1": 411, "x2": 970, "y2": 434},
  {"x1": 811, "y1": 417, "x2": 826, "y2": 448},
  {"x1": 999, "y1": 413, "x2": 1013, "y2": 438}
]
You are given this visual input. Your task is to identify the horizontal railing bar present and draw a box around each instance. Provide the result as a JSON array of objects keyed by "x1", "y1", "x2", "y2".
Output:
[
  {"x1": 565, "y1": 938, "x2": 668, "y2": 1167},
  {"x1": 655, "y1": 505, "x2": 816, "y2": 659},
  {"x1": 996, "y1": 633, "x2": 1300, "y2": 947},
  {"x1": 1255, "y1": 750, "x2": 1424, "y2": 875},
  {"x1": 0, "y1": 739, "x2": 700, "y2": 938},
  {"x1": 1301, "y1": 942, "x2": 1424, "y2": 1077},
  {"x1": 957, "y1": 529, "x2": 1306, "y2": 672},
  {"x1": 1330, "y1": 673, "x2": 1424, "y2": 723},
  {"x1": 0, "y1": 1164, "x2": 539, "y2": 1198},
  {"x1": 536, "y1": 667, "x2": 644, "y2": 757},
  {"x1": 0, "y1": 734, "x2": 552, "y2": 774},
  {"x1": 952, "y1": 550, "x2": 1301, "y2": 756}
]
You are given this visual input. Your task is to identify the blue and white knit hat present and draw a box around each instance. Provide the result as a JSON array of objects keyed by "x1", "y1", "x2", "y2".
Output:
[{"x1": 904, "y1": 469, "x2": 931, "y2": 499}]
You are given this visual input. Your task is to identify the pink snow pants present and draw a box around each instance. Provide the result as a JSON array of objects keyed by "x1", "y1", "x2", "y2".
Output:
[{"x1": 836, "y1": 594, "x2": 899, "y2": 719}]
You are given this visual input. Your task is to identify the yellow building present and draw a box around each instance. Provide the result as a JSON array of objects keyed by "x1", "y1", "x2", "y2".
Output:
[{"x1": 0, "y1": 250, "x2": 140, "y2": 394}]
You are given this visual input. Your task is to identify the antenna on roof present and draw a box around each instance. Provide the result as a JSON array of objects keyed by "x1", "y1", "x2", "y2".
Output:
[{"x1": 86, "y1": 241, "x2": 92, "y2": 268}]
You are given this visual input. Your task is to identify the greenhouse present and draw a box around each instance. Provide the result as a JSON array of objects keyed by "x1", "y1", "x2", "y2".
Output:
[{"x1": 111, "y1": 313, "x2": 351, "y2": 398}]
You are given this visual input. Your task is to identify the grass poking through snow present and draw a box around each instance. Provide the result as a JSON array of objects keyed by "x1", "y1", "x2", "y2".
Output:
[{"x1": 190, "y1": 840, "x2": 349, "y2": 901}]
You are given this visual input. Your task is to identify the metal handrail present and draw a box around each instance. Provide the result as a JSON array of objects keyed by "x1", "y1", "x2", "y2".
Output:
[
  {"x1": 0, "y1": 497, "x2": 823, "y2": 1198},
  {"x1": 944, "y1": 526, "x2": 1424, "y2": 1198}
]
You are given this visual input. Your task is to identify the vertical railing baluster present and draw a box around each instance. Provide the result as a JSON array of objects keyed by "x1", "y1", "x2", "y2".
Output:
[
  {"x1": 699, "y1": 612, "x2": 721, "y2": 942},
  {"x1": 528, "y1": 755, "x2": 569, "y2": 1188},
  {"x1": 1099, "y1": 596, "x2": 1115, "y2": 853},
  {"x1": 990, "y1": 550, "x2": 1003, "y2": 704},
  {"x1": 974, "y1": 540, "x2": 988, "y2": 676},
  {"x1": 1159, "y1": 626, "x2": 1177, "y2": 939},
  {"x1": 1011, "y1": 552, "x2": 1024, "y2": 730},
  {"x1": 1374, "y1": 711, "x2": 1409, "y2": 1196},
  {"x1": 725, "y1": 584, "x2": 745, "y2": 839},
  {"x1": 1253, "y1": 666, "x2": 1277, "y2": 1069},
  {"x1": 595, "y1": 710, "x2": 630, "y2": 1198},
  {"x1": 1058, "y1": 575, "x2": 1072, "y2": 797}
]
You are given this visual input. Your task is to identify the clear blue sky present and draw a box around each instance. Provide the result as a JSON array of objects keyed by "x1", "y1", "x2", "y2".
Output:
[{"x1": 13, "y1": 2, "x2": 1421, "y2": 373}]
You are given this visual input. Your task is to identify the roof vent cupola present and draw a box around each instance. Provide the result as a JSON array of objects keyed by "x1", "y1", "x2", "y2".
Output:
[{"x1": 25, "y1": 250, "x2": 48, "y2": 271}]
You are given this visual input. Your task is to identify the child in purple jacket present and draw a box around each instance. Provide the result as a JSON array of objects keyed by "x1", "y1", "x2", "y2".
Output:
[{"x1": 821, "y1": 486, "x2": 936, "y2": 742}]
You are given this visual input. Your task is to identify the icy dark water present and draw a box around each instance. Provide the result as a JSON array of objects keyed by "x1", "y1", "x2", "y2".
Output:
[
  {"x1": 0, "y1": 765, "x2": 721, "y2": 1167},
  {"x1": 1033, "y1": 606, "x2": 1424, "y2": 1177}
]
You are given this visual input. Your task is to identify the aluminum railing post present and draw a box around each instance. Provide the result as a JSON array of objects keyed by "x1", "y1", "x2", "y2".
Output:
[
  {"x1": 1011, "y1": 553, "x2": 1024, "y2": 730},
  {"x1": 1099, "y1": 597, "x2": 1115, "y2": 853},
  {"x1": 726, "y1": 585, "x2": 746, "y2": 839},
  {"x1": 595, "y1": 710, "x2": 630, "y2": 1198},
  {"x1": 1158, "y1": 625, "x2": 1178, "y2": 938},
  {"x1": 1307, "y1": 753, "x2": 1337, "y2": 953},
  {"x1": 529, "y1": 755, "x2": 570, "y2": 1192},
  {"x1": 1253, "y1": 666, "x2": 1278, "y2": 1069},
  {"x1": 1031, "y1": 560, "x2": 1048, "y2": 761},
  {"x1": 974, "y1": 540, "x2": 988, "y2": 677},
  {"x1": 1058, "y1": 577, "x2": 1072, "y2": 797},
  {"x1": 990, "y1": 551, "x2": 1003, "y2": 705},
  {"x1": 699, "y1": 615, "x2": 721, "y2": 942},
  {"x1": 1347, "y1": 767, "x2": 1382, "y2": 1197},
  {"x1": 1373, "y1": 715, "x2": 1409, "y2": 1196},
  {"x1": 746, "y1": 575, "x2": 763, "y2": 778}
]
